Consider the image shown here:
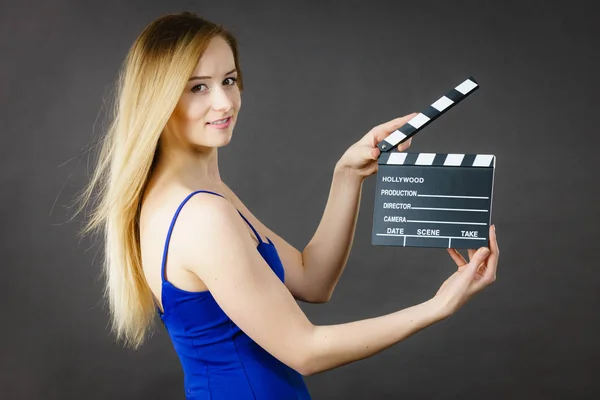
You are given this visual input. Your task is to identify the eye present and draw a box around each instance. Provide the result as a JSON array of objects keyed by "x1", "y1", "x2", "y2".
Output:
[
  {"x1": 191, "y1": 84, "x2": 207, "y2": 93},
  {"x1": 223, "y1": 77, "x2": 238, "y2": 86}
]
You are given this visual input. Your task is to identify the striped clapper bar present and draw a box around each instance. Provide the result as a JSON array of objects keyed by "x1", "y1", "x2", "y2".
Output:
[
  {"x1": 372, "y1": 152, "x2": 496, "y2": 249},
  {"x1": 377, "y1": 77, "x2": 479, "y2": 152}
]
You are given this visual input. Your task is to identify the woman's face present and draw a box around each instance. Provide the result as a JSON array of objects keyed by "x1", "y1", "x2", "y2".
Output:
[{"x1": 164, "y1": 36, "x2": 241, "y2": 150}]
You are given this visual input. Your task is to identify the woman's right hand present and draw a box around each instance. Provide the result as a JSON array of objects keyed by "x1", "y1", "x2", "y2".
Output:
[{"x1": 433, "y1": 225, "x2": 500, "y2": 318}]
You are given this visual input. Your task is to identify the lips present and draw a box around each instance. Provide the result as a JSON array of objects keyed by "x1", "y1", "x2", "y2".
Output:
[{"x1": 207, "y1": 117, "x2": 231, "y2": 125}]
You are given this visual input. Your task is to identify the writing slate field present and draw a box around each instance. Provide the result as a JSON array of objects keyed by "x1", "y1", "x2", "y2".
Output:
[{"x1": 372, "y1": 152, "x2": 496, "y2": 249}]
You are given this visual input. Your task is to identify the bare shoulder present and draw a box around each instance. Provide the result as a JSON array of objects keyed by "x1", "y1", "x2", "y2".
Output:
[
  {"x1": 177, "y1": 191, "x2": 240, "y2": 228},
  {"x1": 170, "y1": 192, "x2": 257, "y2": 271},
  {"x1": 141, "y1": 189, "x2": 231, "y2": 233},
  {"x1": 138, "y1": 189, "x2": 240, "y2": 293}
]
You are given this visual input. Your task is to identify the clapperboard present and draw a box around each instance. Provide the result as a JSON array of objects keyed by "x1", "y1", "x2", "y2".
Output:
[{"x1": 372, "y1": 77, "x2": 496, "y2": 249}]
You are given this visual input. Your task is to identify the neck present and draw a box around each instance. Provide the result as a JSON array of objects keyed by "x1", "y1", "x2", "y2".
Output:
[{"x1": 153, "y1": 140, "x2": 224, "y2": 190}]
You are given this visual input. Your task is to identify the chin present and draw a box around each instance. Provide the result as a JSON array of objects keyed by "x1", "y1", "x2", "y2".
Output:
[
  {"x1": 216, "y1": 135, "x2": 233, "y2": 148},
  {"x1": 215, "y1": 129, "x2": 234, "y2": 146},
  {"x1": 189, "y1": 128, "x2": 234, "y2": 149}
]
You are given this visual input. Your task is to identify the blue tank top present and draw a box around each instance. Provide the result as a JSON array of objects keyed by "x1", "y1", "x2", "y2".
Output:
[{"x1": 158, "y1": 190, "x2": 312, "y2": 399}]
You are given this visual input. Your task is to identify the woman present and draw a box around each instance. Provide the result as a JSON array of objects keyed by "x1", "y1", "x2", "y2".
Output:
[{"x1": 79, "y1": 11, "x2": 499, "y2": 399}]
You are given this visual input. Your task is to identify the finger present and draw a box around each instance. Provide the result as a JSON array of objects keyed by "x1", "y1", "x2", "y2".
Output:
[
  {"x1": 484, "y1": 225, "x2": 499, "y2": 279},
  {"x1": 395, "y1": 137, "x2": 412, "y2": 152},
  {"x1": 447, "y1": 248, "x2": 467, "y2": 267},
  {"x1": 371, "y1": 113, "x2": 418, "y2": 144},
  {"x1": 467, "y1": 249, "x2": 475, "y2": 260},
  {"x1": 475, "y1": 262, "x2": 488, "y2": 277},
  {"x1": 365, "y1": 145, "x2": 381, "y2": 160},
  {"x1": 466, "y1": 247, "x2": 490, "y2": 276}
]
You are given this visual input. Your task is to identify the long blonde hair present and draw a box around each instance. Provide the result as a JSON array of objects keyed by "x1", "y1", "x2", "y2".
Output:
[{"x1": 77, "y1": 12, "x2": 244, "y2": 349}]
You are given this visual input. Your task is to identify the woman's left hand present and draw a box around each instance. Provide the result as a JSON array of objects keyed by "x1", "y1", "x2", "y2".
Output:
[{"x1": 336, "y1": 113, "x2": 417, "y2": 180}]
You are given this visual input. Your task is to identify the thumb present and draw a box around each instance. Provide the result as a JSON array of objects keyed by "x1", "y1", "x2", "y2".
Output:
[
  {"x1": 466, "y1": 247, "x2": 490, "y2": 275},
  {"x1": 369, "y1": 146, "x2": 380, "y2": 160}
]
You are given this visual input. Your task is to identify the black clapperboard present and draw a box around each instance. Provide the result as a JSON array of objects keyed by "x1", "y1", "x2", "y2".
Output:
[{"x1": 372, "y1": 77, "x2": 496, "y2": 249}]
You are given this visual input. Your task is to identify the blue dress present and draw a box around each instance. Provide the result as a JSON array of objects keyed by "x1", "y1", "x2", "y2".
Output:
[{"x1": 158, "y1": 190, "x2": 312, "y2": 399}]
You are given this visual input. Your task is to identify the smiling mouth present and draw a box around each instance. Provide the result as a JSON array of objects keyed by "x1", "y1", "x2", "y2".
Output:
[{"x1": 207, "y1": 117, "x2": 231, "y2": 125}]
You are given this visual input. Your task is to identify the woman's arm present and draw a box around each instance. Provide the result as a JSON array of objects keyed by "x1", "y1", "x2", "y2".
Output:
[
  {"x1": 297, "y1": 114, "x2": 419, "y2": 302},
  {"x1": 220, "y1": 169, "x2": 365, "y2": 304},
  {"x1": 173, "y1": 193, "x2": 498, "y2": 376},
  {"x1": 299, "y1": 165, "x2": 364, "y2": 302},
  {"x1": 222, "y1": 114, "x2": 418, "y2": 304}
]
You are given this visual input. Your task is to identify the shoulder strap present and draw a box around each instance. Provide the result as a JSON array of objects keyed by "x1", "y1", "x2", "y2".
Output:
[
  {"x1": 160, "y1": 190, "x2": 263, "y2": 283},
  {"x1": 235, "y1": 211, "x2": 264, "y2": 244}
]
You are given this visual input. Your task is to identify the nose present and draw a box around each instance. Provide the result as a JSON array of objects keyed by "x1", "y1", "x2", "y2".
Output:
[{"x1": 210, "y1": 86, "x2": 233, "y2": 112}]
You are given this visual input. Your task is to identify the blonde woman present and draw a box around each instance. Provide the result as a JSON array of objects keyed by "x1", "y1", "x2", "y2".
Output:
[{"x1": 79, "y1": 11, "x2": 499, "y2": 400}]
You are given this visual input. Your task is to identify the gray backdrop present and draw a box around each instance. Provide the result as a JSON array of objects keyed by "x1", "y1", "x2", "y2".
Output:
[{"x1": 2, "y1": 0, "x2": 599, "y2": 399}]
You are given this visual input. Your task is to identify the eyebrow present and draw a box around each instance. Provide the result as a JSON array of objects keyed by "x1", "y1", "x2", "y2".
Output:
[{"x1": 188, "y1": 69, "x2": 237, "y2": 81}]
